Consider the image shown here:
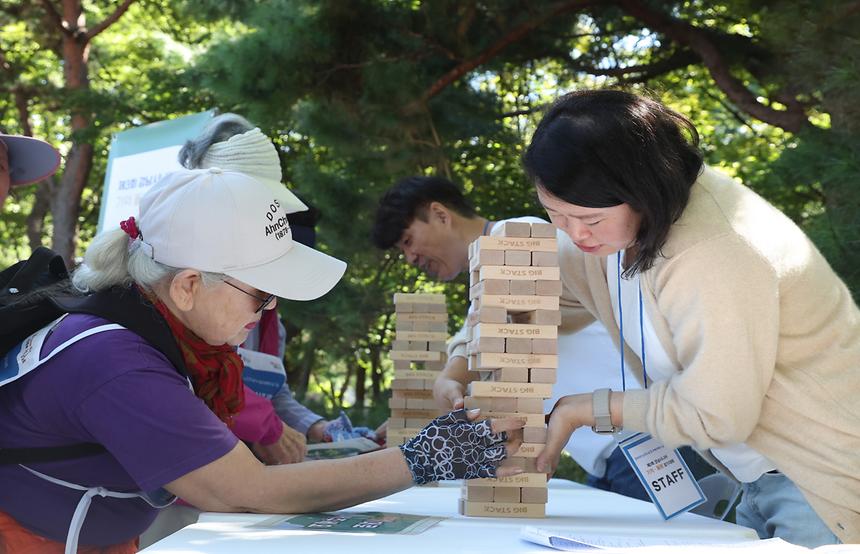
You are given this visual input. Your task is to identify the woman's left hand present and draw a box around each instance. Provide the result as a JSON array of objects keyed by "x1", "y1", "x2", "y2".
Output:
[{"x1": 535, "y1": 394, "x2": 592, "y2": 475}]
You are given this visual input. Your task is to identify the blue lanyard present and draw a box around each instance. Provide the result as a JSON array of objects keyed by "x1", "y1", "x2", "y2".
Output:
[{"x1": 617, "y1": 252, "x2": 648, "y2": 391}]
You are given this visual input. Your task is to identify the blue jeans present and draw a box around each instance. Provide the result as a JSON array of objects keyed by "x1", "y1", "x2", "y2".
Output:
[
  {"x1": 736, "y1": 471, "x2": 840, "y2": 547},
  {"x1": 586, "y1": 446, "x2": 651, "y2": 502}
]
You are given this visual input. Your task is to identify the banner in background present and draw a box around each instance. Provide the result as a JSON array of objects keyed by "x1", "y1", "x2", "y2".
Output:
[{"x1": 97, "y1": 110, "x2": 214, "y2": 233}]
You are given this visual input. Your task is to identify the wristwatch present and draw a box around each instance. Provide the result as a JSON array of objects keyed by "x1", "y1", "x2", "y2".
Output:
[{"x1": 591, "y1": 388, "x2": 620, "y2": 435}]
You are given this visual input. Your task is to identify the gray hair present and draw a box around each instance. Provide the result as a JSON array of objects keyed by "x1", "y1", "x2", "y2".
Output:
[
  {"x1": 72, "y1": 229, "x2": 224, "y2": 294},
  {"x1": 178, "y1": 113, "x2": 255, "y2": 170}
]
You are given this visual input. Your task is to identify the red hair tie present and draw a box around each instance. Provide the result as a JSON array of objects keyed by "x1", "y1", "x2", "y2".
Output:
[{"x1": 119, "y1": 216, "x2": 140, "y2": 239}]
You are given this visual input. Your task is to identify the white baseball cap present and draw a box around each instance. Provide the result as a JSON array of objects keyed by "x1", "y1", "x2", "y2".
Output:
[
  {"x1": 136, "y1": 167, "x2": 346, "y2": 301},
  {"x1": 0, "y1": 134, "x2": 61, "y2": 186}
]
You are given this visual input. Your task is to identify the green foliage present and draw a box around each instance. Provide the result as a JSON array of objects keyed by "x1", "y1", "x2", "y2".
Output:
[{"x1": 2, "y1": 0, "x2": 858, "y2": 419}]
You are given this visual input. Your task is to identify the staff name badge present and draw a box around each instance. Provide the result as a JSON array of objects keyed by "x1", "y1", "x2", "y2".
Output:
[
  {"x1": 238, "y1": 347, "x2": 286, "y2": 399},
  {"x1": 617, "y1": 432, "x2": 705, "y2": 519}
]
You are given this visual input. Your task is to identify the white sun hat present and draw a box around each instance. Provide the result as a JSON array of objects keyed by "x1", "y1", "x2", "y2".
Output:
[
  {"x1": 136, "y1": 167, "x2": 346, "y2": 301},
  {"x1": 197, "y1": 127, "x2": 308, "y2": 214}
]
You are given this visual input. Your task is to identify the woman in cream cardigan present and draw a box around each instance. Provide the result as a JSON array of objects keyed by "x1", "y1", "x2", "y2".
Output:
[{"x1": 524, "y1": 89, "x2": 859, "y2": 546}]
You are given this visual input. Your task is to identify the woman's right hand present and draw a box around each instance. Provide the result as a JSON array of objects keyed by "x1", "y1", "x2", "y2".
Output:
[
  {"x1": 399, "y1": 409, "x2": 525, "y2": 485},
  {"x1": 433, "y1": 375, "x2": 466, "y2": 411}
]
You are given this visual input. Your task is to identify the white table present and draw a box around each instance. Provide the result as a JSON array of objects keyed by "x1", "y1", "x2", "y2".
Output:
[{"x1": 143, "y1": 479, "x2": 758, "y2": 553}]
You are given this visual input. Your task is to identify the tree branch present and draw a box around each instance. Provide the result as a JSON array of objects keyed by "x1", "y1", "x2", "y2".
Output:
[
  {"x1": 38, "y1": 0, "x2": 67, "y2": 33},
  {"x1": 407, "y1": 0, "x2": 596, "y2": 111},
  {"x1": 86, "y1": 0, "x2": 136, "y2": 42},
  {"x1": 615, "y1": 0, "x2": 809, "y2": 133}
]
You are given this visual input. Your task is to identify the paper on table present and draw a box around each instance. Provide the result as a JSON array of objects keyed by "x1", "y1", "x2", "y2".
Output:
[{"x1": 520, "y1": 526, "x2": 768, "y2": 552}]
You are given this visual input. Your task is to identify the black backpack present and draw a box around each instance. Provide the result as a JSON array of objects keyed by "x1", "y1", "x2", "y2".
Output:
[{"x1": 0, "y1": 248, "x2": 189, "y2": 464}]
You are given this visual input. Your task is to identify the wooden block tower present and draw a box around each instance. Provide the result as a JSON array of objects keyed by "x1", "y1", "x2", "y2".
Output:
[
  {"x1": 458, "y1": 221, "x2": 562, "y2": 518},
  {"x1": 386, "y1": 293, "x2": 449, "y2": 447}
]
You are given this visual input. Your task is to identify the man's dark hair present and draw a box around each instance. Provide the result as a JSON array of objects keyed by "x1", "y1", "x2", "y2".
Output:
[
  {"x1": 523, "y1": 89, "x2": 703, "y2": 276},
  {"x1": 371, "y1": 176, "x2": 478, "y2": 249}
]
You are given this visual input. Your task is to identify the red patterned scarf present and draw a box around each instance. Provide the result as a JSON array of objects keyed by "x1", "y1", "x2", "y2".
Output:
[{"x1": 147, "y1": 293, "x2": 245, "y2": 424}]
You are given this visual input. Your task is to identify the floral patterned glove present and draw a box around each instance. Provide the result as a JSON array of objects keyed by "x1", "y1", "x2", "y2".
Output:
[{"x1": 399, "y1": 409, "x2": 508, "y2": 485}]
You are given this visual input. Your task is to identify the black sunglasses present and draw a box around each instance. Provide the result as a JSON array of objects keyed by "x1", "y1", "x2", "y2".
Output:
[{"x1": 222, "y1": 280, "x2": 276, "y2": 313}]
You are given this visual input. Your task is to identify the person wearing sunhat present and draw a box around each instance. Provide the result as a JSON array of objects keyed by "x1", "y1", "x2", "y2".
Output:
[
  {"x1": 0, "y1": 132, "x2": 61, "y2": 206},
  {"x1": 0, "y1": 167, "x2": 524, "y2": 553}
]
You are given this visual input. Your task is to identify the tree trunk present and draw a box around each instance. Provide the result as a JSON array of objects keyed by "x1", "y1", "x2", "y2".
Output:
[{"x1": 354, "y1": 355, "x2": 367, "y2": 408}]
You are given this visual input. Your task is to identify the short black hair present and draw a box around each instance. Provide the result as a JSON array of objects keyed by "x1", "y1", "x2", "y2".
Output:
[
  {"x1": 523, "y1": 89, "x2": 703, "y2": 276},
  {"x1": 371, "y1": 176, "x2": 478, "y2": 249}
]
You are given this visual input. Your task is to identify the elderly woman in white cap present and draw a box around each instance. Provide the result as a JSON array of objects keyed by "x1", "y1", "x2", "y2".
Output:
[
  {"x1": 176, "y1": 113, "x2": 378, "y2": 464},
  {"x1": 0, "y1": 168, "x2": 524, "y2": 554},
  {"x1": 0, "y1": 132, "x2": 61, "y2": 206}
]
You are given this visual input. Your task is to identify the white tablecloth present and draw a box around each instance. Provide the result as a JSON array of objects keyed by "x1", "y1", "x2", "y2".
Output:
[{"x1": 142, "y1": 479, "x2": 758, "y2": 553}]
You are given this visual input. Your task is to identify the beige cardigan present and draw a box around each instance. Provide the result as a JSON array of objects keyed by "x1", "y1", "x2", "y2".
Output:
[{"x1": 550, "y1": 166, "x2": 859, "y2": 542}]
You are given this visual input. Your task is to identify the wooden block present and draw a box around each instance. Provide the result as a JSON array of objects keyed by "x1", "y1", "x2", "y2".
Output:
[
  {"x1": 470, "y1": 270, "x2": 479, "y2": 287},
  {"x1": 394, "y1": 389, "x2": 434, "y2": 399},
  {"x1": 391, "y1": 378, "x2": 424, "y2": 390},
  {"x1": 491, "y1": 397, "x2": 517, "y2": 411},
  {"x1": 427, "y1": 321, "x2": 448, "y2": 331},
  {"x1": 499, "y1": 457, "x2": 526, "y2": 471},
  {"x1": 464, "y1": 396, "x2": 494, "y2": 411},
  {"x1": 521, "y1": 487, "x2": 549, "y2": 503},
  {"x1": 514, "y1": 442, "x2": 545, "y2": 458},
  {"x1": 499, "y1": 221, "x2": 532, "y2": 237},
  {"x1": 505, "y1": 337, "x2": 532, "y2": 354},
  {"x1": 517, "y1": 398, "x2": 544, "y2": 413},
  {"x1": 459, "y1": 500, "x2": 545, "y2": 518},
  {"x1": 428, "y1": 341, "x2": 446, "y2": 352},
  {"x1": 476, "y1": 352, "x2": 558, "y2": 369},
  {"x1": 422, "y1": 379, "x2": 436, "y2": 390},
  {"x1": 523, "y1": 427, "x2": 547, "y2": 443},
  {"x1": 474, "y1": 323, "x2": 557, "y2": 340},
  {"x1": 535, "y1": 280, "x2": 563, "y2": 296},
  {"x1": 469, "y1": 248, "x2": 505, "y2": 271},
  {"x1": 388, "y1": 396, "x2": 406, "y2": 409},
  {"x1": 397, "y1": 313, "x2": 448, "y2": 323},
  {"x1": 529, "y1": 368, "x2": 557, "y2": 384},
  {"x1": 504, "y1": 250, "x2": 532, "y2": 266},
  {"x1": 508, "y1": 279, "x2": 536, "y2": 295},
  {"x1": 412, "y1": 302, "x2": 430, "y2": 313},
  {"x1": 493, "y1": 486, "x2": 521, "y2": 503},
  {"x1": 394, "y1": 369, "x2": 442, "y2": 380},
  {"x1": 468, "y1": 473, "x2": 547, "y2": 488},
  {"x1": 468, "y1": 381, "x2": 554, "y2": 398},
  {"x1": 467, "y1": 306, "x2": 508, "y2": 325},
  {"x1": 406, "y1": 417, "x2": 431, "y2": 428},
  {"x1": 491, "y1": 367, "x2": 529, "y2": 382},
  {"x1": 412, "y1": 321, "x2": 430, "y2": 331},
  {"x1": 462, "y1": 485, "x2": 493, "y2": 502},
  {"x1": 479, "y1": 265, "x2": 560, "y2": 282},
  {"x1": 422, "y1": 360, "x2": 445, "y2": 370},
  {"x1": 427, "y1": 302, "x2": 447, "y2": 313},
  {"x1": 408, "y1": 340, "x2": 428, "y2": 350},
  {"x1": 390, "y1": 350, "x2": 442, "y2": 361},
  {"x1": 393, "y1": 360, "x2": 412, "y2": 370},
  {"x1": 469, "y1": 279, "x2": 510, "y2": 300},
  {"x1": 392, "y1": 408, "x2": 440, "y2": 419},
  {"x1": 511, "y1": 310, "x2": 562, "y2": 326},
  {"x1": 476, "y1": 236, "x2": 558, "y2": 252},
  {"x1": 531, "y1": 251, "x2": 559, "y2": 267},
  {"x1": 394, "y1": 293, "x2": 446, "y2": 304},
  {"x1": 404, "y1": 397, "x2": 425, "y2": 409},
  {"x1": 481, "y1": 412, "x2": 544, "y2": 427},
  {"x1": 395, "y1": 320, "x2": 413, "y2": 331},
  {"x1": 396, "y1": 302, "x2": 414, "y2": 313},
  {"x1": 530, "y1": 223, "x2": 556, "y2": 238},
  {"x1": 391, "y1": 339, "x2": 411, "y2": 350},
  {"x1": 470, "y1": 336, "x2": 505, "y2": 353},
  {"x1": 531, "y1": 338, "x2": 557, "y2": 354},
  {"x1": 388, "y1": 417, "x2": 405, "y2": 429},
  {"x1": 397, "y1": 331, "x2": 447, "y2": 342},
  {"x1": 477, "y1": 294, "x2": 559, "y2": 312}
]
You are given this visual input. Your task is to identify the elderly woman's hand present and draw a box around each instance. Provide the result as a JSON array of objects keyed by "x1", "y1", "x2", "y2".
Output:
[{"x1": 399, "y1": 408, "x2": 525, "y2": 485}]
